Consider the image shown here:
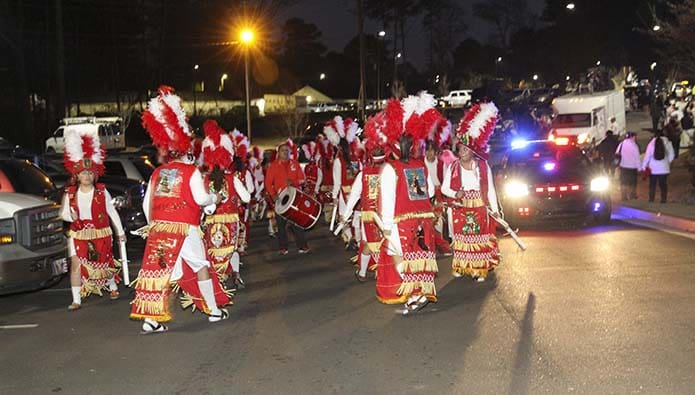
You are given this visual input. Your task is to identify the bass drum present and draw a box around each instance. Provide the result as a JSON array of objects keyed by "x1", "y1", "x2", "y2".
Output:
[{"x1": 274, "y1": 186, "x2": 322, "y2": 229}]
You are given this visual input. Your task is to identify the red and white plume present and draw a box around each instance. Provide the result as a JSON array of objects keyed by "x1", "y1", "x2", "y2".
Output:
[
  {"x1": 323, "y1": 116, "x2": 360, "y2": 147},
  {"x1": 230, "y1": 129, "x2": 250, "y2": 162},
  {"x1": 455, "y1": 102, "x2": 498, "y2": 159},
  {"x1": 402, "y1": 91, "x2": 447, "y2": 143},
  {"x1": 283, "y1": 138, "x2": 298, "y2": 161},
  {"x1": 141, "y1": 85, "x2": 192, "y2": 153},
  {"x1": 302, "y1": 141, "x2": 319, "y2": 163},
  {"x1": 249, "y1": 145, "x2": 262, "y2": 168},
  {"x1": 63, "y1": 124, "x2": 106, "y2": 176},
  {"x1": 201, "y1": 120, "x2": 234, "y2": 170}
]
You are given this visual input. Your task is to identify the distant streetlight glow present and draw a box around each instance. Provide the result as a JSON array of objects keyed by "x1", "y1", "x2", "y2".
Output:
[
  {"x1": 596, "y1": 60, "x2": 601, "y2": 66},
  {"x1": 650, "y1": 62, "x2": 657, "y2": 71},
  {"x1": 396, "y1": 52, "x2": 402, "y2": 59},
  {"x1": 652, "y1": 25, "x2": 661, "y2": 32},
  {"x1": 497, "y1": 57, "x2": 503, "y2": 62},
  {"x1": 566, "y1": 75, "x2": 571, "y2": 81},
  {"x1": 320, "y1": 73, "x2": 326, "y2": 80},
  {"x1": 193, "y1": 64, "x2": 199, "y2": 70},
  {"x1": 566, "y1": 3, "x2": 575, "y2": 10},
  {"x1": 240, "y1": 29, "x2": 254, "y2": 43},
  {"x1": 378, "y1": 30, "x2": 386, "y2": 37},
  {"x1": 219, "y1": 73, "x2": 228, "y2": 92},
  {"x1": 533, "y1": 74, "x2": 539, "y2": 81}
]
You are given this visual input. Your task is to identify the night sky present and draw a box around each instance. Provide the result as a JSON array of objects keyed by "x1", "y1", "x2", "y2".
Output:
[{"x1": 281, "y1": 0, "x2": 545, "y2": 71}]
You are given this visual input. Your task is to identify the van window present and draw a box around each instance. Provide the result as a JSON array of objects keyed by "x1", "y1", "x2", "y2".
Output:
[
  {"x1": 98, "y1": 125, "x2": 109, "y2": 137},
  {"x1": 54, "y1": 128, "x2": 64, "y2": 138},
  {"x1": 552, "y1": 114, "x2": 591, "y2": 128}
]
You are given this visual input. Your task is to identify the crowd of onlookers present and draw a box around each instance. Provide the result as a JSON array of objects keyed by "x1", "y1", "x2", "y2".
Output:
[{"x1": 598, "y1": 90, "x2": 694, "y2": 204}]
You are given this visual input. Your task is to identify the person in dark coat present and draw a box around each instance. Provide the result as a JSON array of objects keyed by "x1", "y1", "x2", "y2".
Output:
[{"x1": 596, "y1": 130, "x2": 620, "y2": 176}]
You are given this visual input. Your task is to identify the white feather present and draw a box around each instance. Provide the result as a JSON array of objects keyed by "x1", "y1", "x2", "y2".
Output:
[
  {"x1": 333, "y1": 116, "x2": 345, "y2": 138},
  {"x1": 466, "y1": 102, "x2": 498, "y2": 139},
  {"x1": 160, "y1": 93, "x2": 191, "y2": 136},
  {"x1": 323, "y1": 125, "x2": 340, "y2": 147},
  {"x1": 345, "y1": 122, "x2": 359, "y2": 143},
  {"x1": 201, "y1": 136, "x2": 217, "y2": 151},
  {"x1": 146, "y1": 98, "x2": 176, "y2": 140},
  {"x1": 415, "y1": 91, "x2": 436, "y2": 114},
  {"x1": 401, "y1": 95, "x2": 419, "y2": 123},
  {"x1": 64, "y1": 124, "x2": 103, "y2": 164},
  {"x1": 302, "y1": 144, "x2": 311, "y2": 159}
]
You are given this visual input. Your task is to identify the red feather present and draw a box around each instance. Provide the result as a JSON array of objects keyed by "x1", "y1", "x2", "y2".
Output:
[
  {"x1": 203, "y1": 120, "x2": 222, "y2": 145},
  {"x1": 384, "y1": 99, "x2": 404, "y2": 142}
]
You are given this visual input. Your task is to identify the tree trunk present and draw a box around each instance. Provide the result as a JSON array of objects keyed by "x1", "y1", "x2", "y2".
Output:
[
  {"x1": 54, "y1": 0, "x2": 66, "y2": 119},
  {"x1": 357, "y1": 0, "x2": 366, "y2": 122}
]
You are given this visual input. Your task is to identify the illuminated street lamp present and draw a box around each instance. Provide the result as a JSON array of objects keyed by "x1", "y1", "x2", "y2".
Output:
[
  {"x1": 376, "y1": 31, "x2": 387, "y2": 109},
  {"x1": 320, "y1": 73, "x2": 326, "y2": 80},
  {"x1": 219, "y1": 73, "x2": 228, "y2": 92},
  {"x1": 566, "y1": 75, "x2": 571, "y2": 81},
  {"x1": 533, "y1": 74, "x2": 539, "y2": 81},
  {"x1": 596, "y1": 60, "x2": 601, "y2": 66},
  {"x1": 378, "y1": 30, "x2": 386, "y2": 37},
  {"x1": 497, "y1": 56, "x2": 503, "y2": 62},
  {"x1": 650, "y1": 62, "x2": 657, "y2": 71},
  {"x1": 566, "y1": 3, "x2": 575, "y2": 11},
  {"x1": 240, "y1": 28, "x2": 254, "y2": 142},
  {"x1": 193, "y1": 64, "x2": 200, "y2": 116},
  {"x1": 652, "y1": 25, "x2": 661, "y2": 32}
]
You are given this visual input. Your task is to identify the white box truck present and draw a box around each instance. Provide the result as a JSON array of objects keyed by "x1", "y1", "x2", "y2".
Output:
[{"x1": 550, "y1": 90, "x2": 626, "y2": 146}]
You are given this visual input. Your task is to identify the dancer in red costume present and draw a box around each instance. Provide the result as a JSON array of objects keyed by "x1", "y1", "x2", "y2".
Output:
[
  {"x1": 340, "y1": 128, "x2": 387, "y2": 282},
  {"x1": 301, "y1": 141, "x2": 323, "y2": 199},
  {"x1": 377, "y1": 93, "x2": 445, "y2": 313},
  {"x1": 324, "y1": 116, "x2": 362, "y2": 247},
  {"x1": 441, "y1": 102, "x2": 501, "y2": 282},
  {"x1": 229, "y1": 129, "x2": 254, "y2": 255},
  {"x1": 130, "y1": 86, "x2": 230, "y2": 334},
  {"x1": 316, "y1": 134, "x2": 335, "y2": 222},
  {"x1": 200, "y1": 121, "x2": 251, "y2": 291},
  {"x1": 61, "y1": 125, "x2": 125, "y2": 310}
]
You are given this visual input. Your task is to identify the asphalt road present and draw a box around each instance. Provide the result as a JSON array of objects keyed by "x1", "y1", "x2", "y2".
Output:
[{"x1": 1, "y1": 218, "x2": 695, "y2": 395}]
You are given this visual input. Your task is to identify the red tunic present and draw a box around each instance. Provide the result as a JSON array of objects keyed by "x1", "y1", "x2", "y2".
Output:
[
  {"x1": 67, "y1": 184, "x2": 119, "y2": 297},
  {"x1": 131, "y1": 162, "x2": 229, "y2": 322},
  {"x1": 203, "y1": 172, "x2": 243, "y2": 281}
]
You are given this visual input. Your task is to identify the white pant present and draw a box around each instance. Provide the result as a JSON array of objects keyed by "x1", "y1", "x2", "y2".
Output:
[{"x1": 170, "y1": 226, "x2": 211, "y2": 281}]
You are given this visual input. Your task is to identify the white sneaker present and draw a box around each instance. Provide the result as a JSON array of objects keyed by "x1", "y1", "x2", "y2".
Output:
[
  {"x1": 208, "y1": 308, "x2": 229, "y2": 323},
  {"x1": 475, "y1": 276, "x2": 485, "y2": 283},
  {"x1": 141, "y1": 318, "x2": 168, "y2": 334}
]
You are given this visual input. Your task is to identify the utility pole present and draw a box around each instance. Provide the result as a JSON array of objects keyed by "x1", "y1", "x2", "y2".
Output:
[{"x1": 357, "y1": 0, "x2": 366, "y2": 122}]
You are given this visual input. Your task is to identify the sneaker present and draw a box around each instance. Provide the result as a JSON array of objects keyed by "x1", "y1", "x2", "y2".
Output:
[
  {"x1": 452, "y1": 271, "x2": 463, "y2": 278},
  {"x1": 109, "y1": 290, "x2": 120, "y2": 300},
  {"x1": 208, "y1": 308, "x2": 229, "y2": 323},
  {"x1": 298, "y1": 247, "x2": 311, "y2": 254},
  {"x1": 278, "y1": 249, "x2": 289, "y2": 255},
  {"x1": 354, "y1": 269, "x2": 367, "y2": 283},
  {"x1": 233, "y1": 274, "x2": 246, "y2": 290},
  {"x1": 67, "y1": 303, "x2": 81, "y2": 311},
  {"x1": 269, "y1": 233, "x2": 277, "y2": 239},
  {"x1": 141, "y1": 318, "x2": 168, "y2": 334},
  {"x1": 475, "y1": 276, "x2": 486, "y2": 283}
]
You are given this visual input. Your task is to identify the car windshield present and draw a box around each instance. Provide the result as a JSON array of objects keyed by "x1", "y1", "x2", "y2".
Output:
[
  {"x1": 552, "y1": 113, "x2": 591, "y2": 128},
  {"x1": 505, "y1": 143, "x2": 591, "y2": 179},
  {"x1": 0, "y1": 160, "x2": 56, "y2": 195}
]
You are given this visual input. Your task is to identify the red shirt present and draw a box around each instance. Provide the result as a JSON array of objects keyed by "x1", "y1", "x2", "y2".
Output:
[{"x1": 264, "y1": 158, "x2": 305, "y2": 199}]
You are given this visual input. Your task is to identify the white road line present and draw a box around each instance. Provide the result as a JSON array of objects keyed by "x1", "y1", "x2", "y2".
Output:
[{"x1": 0, "y1": 324, "x2": 39, "y2": 329}]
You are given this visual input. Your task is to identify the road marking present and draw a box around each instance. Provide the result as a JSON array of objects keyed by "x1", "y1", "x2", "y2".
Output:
[{"x1": 0, "y1": 324, "x2": 39, "y2": 329}]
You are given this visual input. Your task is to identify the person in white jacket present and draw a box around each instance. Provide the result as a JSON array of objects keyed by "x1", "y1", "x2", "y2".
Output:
[
  {"x1": 641, "y1": 132, "x2": 675, "y2": 203},
  {"x1": 615, "y1": 132, "x2": 641, "y2": 200}
]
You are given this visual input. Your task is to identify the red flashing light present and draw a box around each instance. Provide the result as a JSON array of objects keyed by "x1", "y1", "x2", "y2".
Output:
[
  {"x1": 559, "y1": 186, "x2": 568, "y2": 191},
  {"x1": 533, "y1": 152, "x2": 541, "y2": 158},
  {"x1": 547, "y1": 186, "x2": 557, "y2": 192},
  {"x1": 535, "y1": 187, "x2": 544, "y2": 192},
  {"x1": 554, "y1": 137, "x2": 570, "y2": 146},
  {"x1": 571, "y1": 185, "x2": 580, "y2": 191}
]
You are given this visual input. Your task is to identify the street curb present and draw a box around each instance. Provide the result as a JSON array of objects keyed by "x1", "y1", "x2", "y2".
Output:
[{"x1": 614, "y1": 205, "x2": 695, "y2": 233}]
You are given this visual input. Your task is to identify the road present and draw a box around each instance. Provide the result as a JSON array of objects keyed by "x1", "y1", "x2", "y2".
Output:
[{"x1": 2, "y1": 218, "x2": 695, "y2": 394}]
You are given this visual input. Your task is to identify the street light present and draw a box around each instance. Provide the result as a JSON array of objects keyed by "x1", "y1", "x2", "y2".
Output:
[
  {"x1": 240, "y1": 28, "x2": 254, "y2": 142},
  {"x1": 566, "y1": 3, "x2": 575, "y2": 10},
  {"x1": 497, "y1": 57, "x2": 503, "y2": 62},
  {"x1": 650, "y1": 62, "x2": 657, "y2": 71},
  {"x1": 320, "y1": 73, "x2": 326, "y2": 80},
  {"x1": 396, "y1": 52, "x2": 402, "y2": 59},
  {"x1": 378, "y1": 30, "x2": 386, "y2": 37},
  {"x1": 219, "y1": 73, "x2": 228, "y2": 92},
  {"x1": 376, "y1": 31, "x2": 386, "y2": 109},
  {"x1": 532, "y1": 74, "x2": 539, "y2": 81},
  {"x1": 566, "y1": 75, "x2": 571, "y2": 81},
  {"x1": 596, "y1": 60, "x2": 601, "y2": 66},
  {"x1": 652, "y1": 25, "x2": 661, "y2": 32}
]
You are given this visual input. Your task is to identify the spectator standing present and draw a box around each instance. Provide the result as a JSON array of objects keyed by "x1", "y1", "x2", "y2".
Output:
[
  {"x1": 596, "y1": 130, "x2": 619, "y2": 176},
  {"x1": 664, "y1": 115, "x2": 683, "y2": 159},
  {"x1": 680, "y1": 103, "x2": 694, "y2": 147},
  {"x1": 615, "y1": 132, "x2": 641, "y2": 200},
  {"x1": 641, "y1": 132, "x2": 675, "y2": 203},
  {"x1": 650, "y1": 96, "x2": 663, "y2": 133}
]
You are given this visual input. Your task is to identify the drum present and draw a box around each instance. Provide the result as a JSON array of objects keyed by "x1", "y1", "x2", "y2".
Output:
[{"x1": 274, "y1": 186, "x2": 322, "y2": 229}]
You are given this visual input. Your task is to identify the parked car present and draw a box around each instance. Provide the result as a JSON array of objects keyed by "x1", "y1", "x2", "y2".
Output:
[
  {"x1": 0, "y1": 159, "x2": 61, "y2": 203},
  {"x1": 497, "y1": 140, "x2": 612, "y2": 226},
  {"x1": 0, "y1": 192, "x2": 67, "y2": 295},
  {"x1": 104, "y1": 155, "x2": 155, "y2": 182},
  {"x1": 438, "y1": 90, "x2": 472, "y2": 108}
]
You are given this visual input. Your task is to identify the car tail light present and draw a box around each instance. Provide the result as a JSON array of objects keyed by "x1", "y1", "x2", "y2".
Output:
[{"x1": 517, "y1": 207, "x2": 531, "y2": 216}]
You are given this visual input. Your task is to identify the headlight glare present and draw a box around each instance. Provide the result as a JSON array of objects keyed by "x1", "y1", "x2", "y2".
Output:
[
  {"x1": 590, "y1": 176, "x2": 610, "y2": 191},
  {"x1": 505, "y1": 181, "x2": 529, "y2": 198}
]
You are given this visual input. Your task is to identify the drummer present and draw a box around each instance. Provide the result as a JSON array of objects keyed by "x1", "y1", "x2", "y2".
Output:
[{"x1": 264, "y1": 141, "x2": 310, "y2": 255}]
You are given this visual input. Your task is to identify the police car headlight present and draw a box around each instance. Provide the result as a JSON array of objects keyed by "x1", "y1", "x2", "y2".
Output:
[
  {"x1": 577, "y1": 133, "x2": 589, "y2": 144},
  {"x1": 590, "y1": 176, "x2": 610, "y2": 192},
  {"x1": 505, "y1": 181, "x2": 529, "y2": 198}
]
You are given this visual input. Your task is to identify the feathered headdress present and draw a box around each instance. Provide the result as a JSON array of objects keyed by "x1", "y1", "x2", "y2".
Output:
[
  {"x1": 454, "y1": 102, "x2": 498, "y2": 160},
  {"x1": 201, "y1": 120, "x2": 234, "y2": 170},
  {"x1": 281, "y1": 138, "x2": 298, "y2": 161},
  {"x1": 323, "y1": 116, "x2": 360, "y2": 147},
  {"x1": 230, "y1": 129, "x2": 250, "y2": 163},
  {"x1": 302, "y1": 141, "x2": 319, "y2": 163},
  {"x1": 63, "y1": 124, "x2": 106, "y2": 176},
  {"x1": 402, "y1": 92, "x2": 447, "y2": 144},
  {"x1": 248, "y1": 145, "x2": 263, "y2": 169},
  {"x1": 141, "y1": 85, "x2": 192, "y2": 153}
]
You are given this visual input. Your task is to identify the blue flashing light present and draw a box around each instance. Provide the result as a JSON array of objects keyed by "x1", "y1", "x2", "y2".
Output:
[
  {"x1": 511, "y1": 139, "x2": 529, "y2": 150},
  {"x1": 593, "y1": 202, "x2": 602, "y2": 212},
  {"x1": 543, "y1": 162, "x2": 556, "y2": 171}
]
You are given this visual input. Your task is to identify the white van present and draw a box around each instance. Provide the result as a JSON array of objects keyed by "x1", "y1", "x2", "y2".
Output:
[
  {"x1": 550, "y1": 90, "x2": 626, "y2": 146},
  {"x1": 45, "y1": 117, "x2": 125, "y2": 153}
]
